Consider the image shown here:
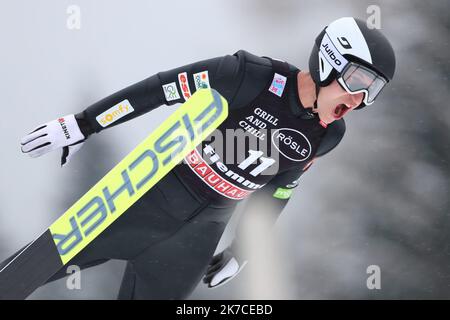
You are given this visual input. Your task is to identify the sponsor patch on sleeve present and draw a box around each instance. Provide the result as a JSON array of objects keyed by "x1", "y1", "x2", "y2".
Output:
[
  {"x1": 162, "y1": 82, "x2": 181, "y2": 102},
  {"x1": 178, "y1": 72, "x2": 192, "y2": 101},
  {"x1": 193, "y1": 71, "x2": 210, "y2": 90},
  {"x1": 96, "y1": 99, "x2": 135, "y2": 128},
  {"x1": 269, "y1": 73, "x2": 287, "y2": 97},
  {"x1": 273, "y1": 187, "x2": 293, "y2": 200}
]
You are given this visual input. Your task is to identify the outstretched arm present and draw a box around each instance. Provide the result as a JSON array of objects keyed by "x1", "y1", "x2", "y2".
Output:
[
  {"x1": 75, "y1": 53, "x2": 241, "y2": 136},
  {"x1": 20, "y1": 53, "x2": 241, "y2": 166}
]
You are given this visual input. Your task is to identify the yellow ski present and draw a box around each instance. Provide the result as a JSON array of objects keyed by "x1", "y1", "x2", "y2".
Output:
[{"x1": 0, "y1": 88, "x2": 228, "y2": 299}]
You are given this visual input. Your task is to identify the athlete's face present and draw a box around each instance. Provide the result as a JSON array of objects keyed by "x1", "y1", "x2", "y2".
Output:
[{"x1": 317, "y1": 79, "x2": 364, "y2": 124}]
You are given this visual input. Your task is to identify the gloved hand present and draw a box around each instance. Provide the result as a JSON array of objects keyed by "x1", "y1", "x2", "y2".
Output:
[
  {"x1": 20, "y1": 114, "x2": 86, "y2": 167},
  {"x1": 203, "y1": 246, "x2": 247, "y2": 288}
]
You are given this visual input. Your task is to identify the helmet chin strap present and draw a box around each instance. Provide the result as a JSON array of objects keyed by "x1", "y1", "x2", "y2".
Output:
[{"x1": 312, "y1": 84, "x2": 320, "y2": 112}]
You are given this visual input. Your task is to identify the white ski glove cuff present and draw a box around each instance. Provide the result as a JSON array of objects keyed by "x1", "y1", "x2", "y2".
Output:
[
  {"x1": 210, "y1": 257, "x2": 247, "y2": 288},
  {"x1": 21, "y1": 114, "x2": 85, "y2": 164},
  {"x1": 203, "y1": 247, "x2": 248, "y2": 289}
]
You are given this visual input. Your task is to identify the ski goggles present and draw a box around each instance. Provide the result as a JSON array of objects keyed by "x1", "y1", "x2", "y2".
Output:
[{"x1": 337, "y1": 62, "x2": 388, "y2": 105}]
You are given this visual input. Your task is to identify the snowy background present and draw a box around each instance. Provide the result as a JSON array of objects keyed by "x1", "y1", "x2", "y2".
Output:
[{"x1": 0, "y1": 0, "x2": 448, "y2": 299}]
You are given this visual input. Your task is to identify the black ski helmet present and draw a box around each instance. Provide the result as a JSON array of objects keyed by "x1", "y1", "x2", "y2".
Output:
[{"x1": 309, "y1": 17, "x2": 396, "y2": 109}]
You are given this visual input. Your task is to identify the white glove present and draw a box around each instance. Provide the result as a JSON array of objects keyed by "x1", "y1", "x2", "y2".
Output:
[
  {"x1": 203, "y1": 247, "x2": 248, "y2": 288},
  {"x1": 20, "y1": 114, "x2": 86, "y2": 167}
]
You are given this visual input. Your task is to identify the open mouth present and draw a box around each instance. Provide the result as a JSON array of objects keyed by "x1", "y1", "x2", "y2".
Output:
[{"x1": 333, "y1": 104, "x2": 350, "y2": 119}]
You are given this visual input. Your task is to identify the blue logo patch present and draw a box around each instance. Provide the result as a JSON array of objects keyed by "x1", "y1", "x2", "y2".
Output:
[{"x1": 269, "y1": 73, "x2": 287, "y2": 97}]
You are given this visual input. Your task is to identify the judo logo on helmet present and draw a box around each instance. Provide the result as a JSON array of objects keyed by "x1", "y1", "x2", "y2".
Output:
[
  {"x1": 337, "y1": 36, "x2": 352, "y2": 49},
  {"x1": 319, "y1": 33, "x2": 349, "y2": 73}
]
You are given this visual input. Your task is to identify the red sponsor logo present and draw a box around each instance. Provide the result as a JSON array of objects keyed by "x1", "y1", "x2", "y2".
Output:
[
  {"x1": 178, "y1": 72, "x2": 192, "y2": 101},
  {"x1": 184, "y1": 149, "x2": 252, "y2": 200}
]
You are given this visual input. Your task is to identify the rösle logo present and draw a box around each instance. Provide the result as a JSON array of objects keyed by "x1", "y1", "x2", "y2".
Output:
[{"x1": 271, "y1": 128, "x2": 312, "y2": 162}]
